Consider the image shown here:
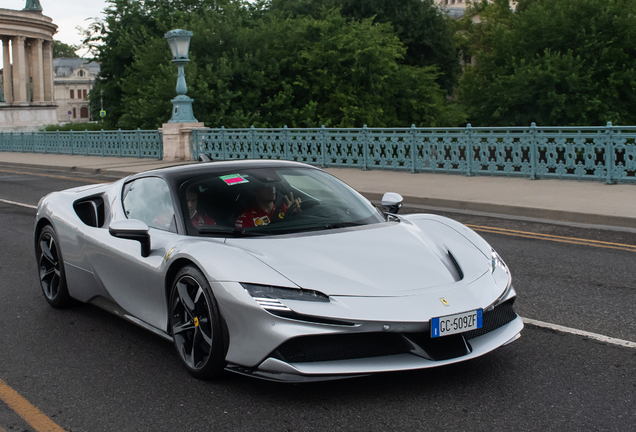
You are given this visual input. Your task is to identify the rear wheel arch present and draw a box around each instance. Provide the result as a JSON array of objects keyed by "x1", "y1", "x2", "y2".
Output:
[
  {"x1": 33, "y1": 217, "x2": 53, "y2": 256},
  {"x1": 36, "y1": 223, "x2": 73, "y2": 307}
]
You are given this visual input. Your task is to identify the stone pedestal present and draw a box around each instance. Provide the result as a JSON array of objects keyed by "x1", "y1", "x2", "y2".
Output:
[
  {"x1": 0, "y1": 105, "x2": 57, "y2": 131},
  {"x1": 160, "y1": 122, "x2": 206, "y2": 161}
]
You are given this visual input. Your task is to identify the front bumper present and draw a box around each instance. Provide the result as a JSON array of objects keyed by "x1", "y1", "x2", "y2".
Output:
[
  {"x1": 228, "y1": 314, "x2": 523, "y2": 382},
  {"x1": 213, "y1": 278, "x2": 523, "y2": 382}
]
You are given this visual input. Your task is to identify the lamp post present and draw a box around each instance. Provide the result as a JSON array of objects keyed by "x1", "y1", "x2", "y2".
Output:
[{"x1": 165, "y1": 29, "x2": 198, "y2": 123}]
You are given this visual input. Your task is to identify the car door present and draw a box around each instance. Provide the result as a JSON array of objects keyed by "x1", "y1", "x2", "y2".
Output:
[{"x1": 86, "y1": 176, "x2": 180, "y2": 331}]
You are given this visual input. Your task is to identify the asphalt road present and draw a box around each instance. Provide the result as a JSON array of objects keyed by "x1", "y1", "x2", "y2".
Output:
[{"x1": 0, "y1": 166, "x2": 635, "y2": 432}]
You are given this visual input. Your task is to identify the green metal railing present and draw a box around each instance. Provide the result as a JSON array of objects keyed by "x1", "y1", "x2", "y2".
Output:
[
  {"x1": 0, "y1": 129, "x2": 163, "y2": 159},
  {"x1": 191, "y1": 123, "x2": 636, "y2": 184}
]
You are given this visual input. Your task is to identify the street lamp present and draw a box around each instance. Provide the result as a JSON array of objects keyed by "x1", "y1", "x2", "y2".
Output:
[{"x1": 165, "y1": 29, "x2": 197, "y2": 123}]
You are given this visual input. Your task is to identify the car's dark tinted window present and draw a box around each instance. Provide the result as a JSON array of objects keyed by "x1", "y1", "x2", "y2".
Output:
[
  {"x1": 179, "y1": 167, "x2": 385, "y2": 236},
  {"x1": 123, "y1": 177, "x2": 177, "y2": 233}
]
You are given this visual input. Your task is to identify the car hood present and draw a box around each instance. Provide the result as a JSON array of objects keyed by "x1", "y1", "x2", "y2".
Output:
[{"x1": 225, "y1": 216, "x2": 491, "y2": 296}]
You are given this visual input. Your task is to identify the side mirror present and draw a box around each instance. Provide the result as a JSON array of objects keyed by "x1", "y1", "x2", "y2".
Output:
[
  {"x1": 198, "y1": 153, "x2": 214, "y2": 162},
  {"x1": 381, "y1": 192, "x2": 403, "y2": 215},
  {"x1": 109, "y1": 219, "x2": 151, "y2": 258}
]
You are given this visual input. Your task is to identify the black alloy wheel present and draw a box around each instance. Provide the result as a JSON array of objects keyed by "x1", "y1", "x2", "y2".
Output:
[
  {"x1": 170, "y1": 266, "x2": 226, "y2": 379},
  {"x1": 37, "y1": 225, "x2": 72, "y2": 308}
]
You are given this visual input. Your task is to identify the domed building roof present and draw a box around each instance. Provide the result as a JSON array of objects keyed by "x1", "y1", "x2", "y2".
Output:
[{"x1": 53, "y1": 58, "x2": 100, "y2": 78}]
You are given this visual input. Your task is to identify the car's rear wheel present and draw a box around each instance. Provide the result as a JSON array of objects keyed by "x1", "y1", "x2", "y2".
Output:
[
  {"x1": 169, "y1": 266, "x2": 226, "y2": 379},
  {"x1": 37, "y1": 225, "x2": 72, "y2": 308}
]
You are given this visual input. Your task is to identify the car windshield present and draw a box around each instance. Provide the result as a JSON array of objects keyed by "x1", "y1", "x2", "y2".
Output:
[{"x1": 179, "y1": 166, "x2": 386, "y2": 236}]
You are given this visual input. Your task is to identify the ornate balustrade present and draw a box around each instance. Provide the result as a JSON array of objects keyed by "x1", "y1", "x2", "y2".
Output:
[
  {"x1": 191, "y1": 123, "x2": 636, "y2": 184},
  {"x1": 0, "y1": 129, "x2": 163, "y2": 159}
]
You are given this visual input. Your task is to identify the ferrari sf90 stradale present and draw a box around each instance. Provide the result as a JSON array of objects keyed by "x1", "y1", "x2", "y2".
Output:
[{"x1": 35, "y1": 160, "x2": 522, "y2": 382}]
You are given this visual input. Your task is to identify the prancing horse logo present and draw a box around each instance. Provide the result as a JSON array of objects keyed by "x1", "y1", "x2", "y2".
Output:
[{"x1": 440, "y1": 298, "x2": 450, "y2": 306}]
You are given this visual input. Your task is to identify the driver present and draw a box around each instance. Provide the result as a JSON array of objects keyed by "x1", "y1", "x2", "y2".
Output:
[
  {"x1": 235, "y1": 185, "x2": 301, "y2": 229},
  {"x1": 186, "y1": 189, "x2": 216, "y2": 227}
]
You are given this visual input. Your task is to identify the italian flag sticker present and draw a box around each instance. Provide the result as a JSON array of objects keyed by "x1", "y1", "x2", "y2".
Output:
[{"x1": 220, "y1": 174, "x2": 249, "y2": 186}]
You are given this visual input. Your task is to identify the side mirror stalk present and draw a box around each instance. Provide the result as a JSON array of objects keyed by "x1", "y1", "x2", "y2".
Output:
[{"x1": 109, "y1": 219, "x2": 151, "y2": 257}]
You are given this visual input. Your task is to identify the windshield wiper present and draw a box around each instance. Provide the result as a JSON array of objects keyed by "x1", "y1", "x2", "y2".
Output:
[
  {"x1": 322, "y1": 222, "x2": 367, "y2": 230},
  {"x1": 197, "y1": 227, "x2": 265, "y2": 237}
]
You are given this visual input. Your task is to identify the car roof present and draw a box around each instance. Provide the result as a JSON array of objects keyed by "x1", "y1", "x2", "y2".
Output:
[{"x1": 127, "y1": 159, "x2": 322, "y2": 185}]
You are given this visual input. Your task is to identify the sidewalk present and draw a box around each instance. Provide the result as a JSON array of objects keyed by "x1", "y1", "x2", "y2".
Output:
[{"x1": 1, "y1": 152, "x2": 634, "y2": 229}]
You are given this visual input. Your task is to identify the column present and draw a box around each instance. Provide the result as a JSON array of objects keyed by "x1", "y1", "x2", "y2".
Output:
[
  {"x1": 31, "y1": 39, "x2": 45, "y2": 104},
  {"x1": 42, "y1": 40, "x2": 54, "y2": 103},
  {"x1": 25, "y1": 40, "x2": 32, "y2": 102},
  {"x1": 1, "y1": 37, "x2": 12, "y2": 104},
  {"x1": 11, "y1": 36, "x2": 28, "y2": 105}
]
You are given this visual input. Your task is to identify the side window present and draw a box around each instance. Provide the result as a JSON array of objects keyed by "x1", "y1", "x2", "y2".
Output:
[{"x1": 122, "y1": 177, "x2": 177, "y2": 233}]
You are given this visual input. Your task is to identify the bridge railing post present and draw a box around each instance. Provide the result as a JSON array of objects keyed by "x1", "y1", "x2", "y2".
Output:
[
  {"x1": 530, "y1": 122, "x2": 537, "y2": 180},
  {"x1": 605, "y1": 121, "x2": 614, "y2": 184}
]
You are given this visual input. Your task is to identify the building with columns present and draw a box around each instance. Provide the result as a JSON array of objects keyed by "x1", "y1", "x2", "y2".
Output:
[{"x1": 0, "y1": 1, "x2": 58, "y2": 131}]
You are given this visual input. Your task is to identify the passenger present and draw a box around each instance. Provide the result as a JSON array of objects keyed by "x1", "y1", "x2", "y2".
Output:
[
  {"x1": 186, "y1": 189, "x2": 216, "y2": 227},
  {"x1": 235, "y1": 185, "x2": 301, "y2": 229}
]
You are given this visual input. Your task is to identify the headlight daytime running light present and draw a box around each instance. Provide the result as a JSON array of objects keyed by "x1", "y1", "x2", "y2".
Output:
[
  {"x1": 485, "y1": 248, "x2": 514, "y2": 311},
  {"x1": 242, "y1": 283, "x2": 330, "y2": 304},
  {"x1": 490, "y1": 249, "x2": 509, "y2": 275}
]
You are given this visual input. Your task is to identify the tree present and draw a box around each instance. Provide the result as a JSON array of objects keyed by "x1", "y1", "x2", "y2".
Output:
[
  {"x1": 52, "y1": 40, "x2": 79, "y2": 58},
  {"x1": 86, "y1": 0, "x2": 463, "y2": 129},
  {"x1": 269, "y1": 0, "x2": 460, "y2": 94},
  {"x1": 456, "y1": 0, "x2": 636, "y2": 126}
]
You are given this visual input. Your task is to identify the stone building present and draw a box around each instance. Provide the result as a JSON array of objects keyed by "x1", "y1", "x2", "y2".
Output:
[
  {"x1": 435, "y1": 0, "x2": 470, "y2": 18},
  {"x1": 53, "y1": 58, "x2": 99, "y2": 124},
  {"x1": 0, "y1": 0, "x2": 58, "y2": 131},
  {"x1": 434, "y1": 0, "x2": 516, "y2": 18}
]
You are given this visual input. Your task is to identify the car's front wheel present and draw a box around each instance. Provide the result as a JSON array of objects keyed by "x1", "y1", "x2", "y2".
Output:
[
  {"x1": 36, "y1": 225, "x2": 72, "y2": 308},
  {"x1": 169, "y1": 266, "x2": 226, "y2": 379}
]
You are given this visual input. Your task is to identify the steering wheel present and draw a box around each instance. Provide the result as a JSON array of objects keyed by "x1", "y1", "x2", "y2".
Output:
[{"x1": 282, "y1": 200, "x2": 299, "y2": 219}]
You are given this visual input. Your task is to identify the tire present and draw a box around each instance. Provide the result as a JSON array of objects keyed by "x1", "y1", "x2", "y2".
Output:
[
  {"x1": 36, "y1": 225, "x2": 72, "y2": 308},
  {"x1": 169, "y1": 266, "x2": 226, "y2": 379}
]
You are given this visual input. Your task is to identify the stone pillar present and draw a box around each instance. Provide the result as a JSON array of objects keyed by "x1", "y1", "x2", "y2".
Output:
[
  {"x1": 12, "y1": 36, "x2": 28, "y2": 105},
  {"x1": 25, "y1": 40, "x2": 33, "y2": 102},
  {"x1": 42, "y1": 40, "x2": 54, "y2": 103},
  {"x1": 1, "y1": 37, "x2": 12, "y2": 104},
  {"x1": 31, "y1": 39, "x2": 45, "y2": 104},
  {"x1": 160, "y1": 122, "x2": 206, "y2": 160}
]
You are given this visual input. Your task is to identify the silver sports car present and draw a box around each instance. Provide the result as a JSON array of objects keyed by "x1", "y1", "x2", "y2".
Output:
[{"x1": 35, "y1": 159, "x2": 522, "y2": 382}]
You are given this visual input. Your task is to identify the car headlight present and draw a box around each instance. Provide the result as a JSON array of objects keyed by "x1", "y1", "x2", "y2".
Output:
[
  {"x1": 485, "y1": 248, "x2": 514, "y2": 311},
  {"x1": 490, "y1": 249, "x2": 509, "y2": 275},
  {"x1": 241, "y1": 283, "x2": 330, "y2": 312}
]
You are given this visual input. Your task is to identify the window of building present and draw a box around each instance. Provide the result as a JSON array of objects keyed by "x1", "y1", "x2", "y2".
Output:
[
  {"x1": 73, "y1": 108, "x2": 76, "y2": 118},
  {"x1": 70, "y1": 90, "x2": 74, "y2": 99},
  {"x1": 78, "y1": 70, "x2": 85, "y2": 77},
  {"x1": 80, "y1": 107, "x2": 89, "y2": 118},
  {"x1": 83, "y1": 89, "x2": 87, "y2": 99}
]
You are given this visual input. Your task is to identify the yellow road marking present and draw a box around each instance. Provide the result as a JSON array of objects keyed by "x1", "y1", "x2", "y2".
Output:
[
  {"x1": 467, "y1": 224, "x2": 636, "y2": 253},
  {"x1": 0, "y1": 378, "x2": 66, "y2": 432},
  {"x1": 0, "y1": 168, "x2": 106, "y2": 184}
]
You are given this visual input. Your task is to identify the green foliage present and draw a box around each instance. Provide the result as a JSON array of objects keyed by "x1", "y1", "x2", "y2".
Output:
[
  {"x1": 43, "y1": 122, "x2": 108, "y2": 131},
  {"x1": 270, "y1": 0, "x2": 459, "y2": 94},
  {"x1": 52, "y1": 40, "x2": 79, "y2": 58},
  {"x1": 457, "y1": 0, "x2": 636, "y2": 126},
  {"x1": 87, "y1": 0, "x2": 463, "y2": 129}
]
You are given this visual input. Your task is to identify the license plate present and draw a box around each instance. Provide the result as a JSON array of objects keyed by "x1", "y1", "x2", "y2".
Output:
[{"x1": 431, "y1": 309, "x2": 483, "y2": 338}]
